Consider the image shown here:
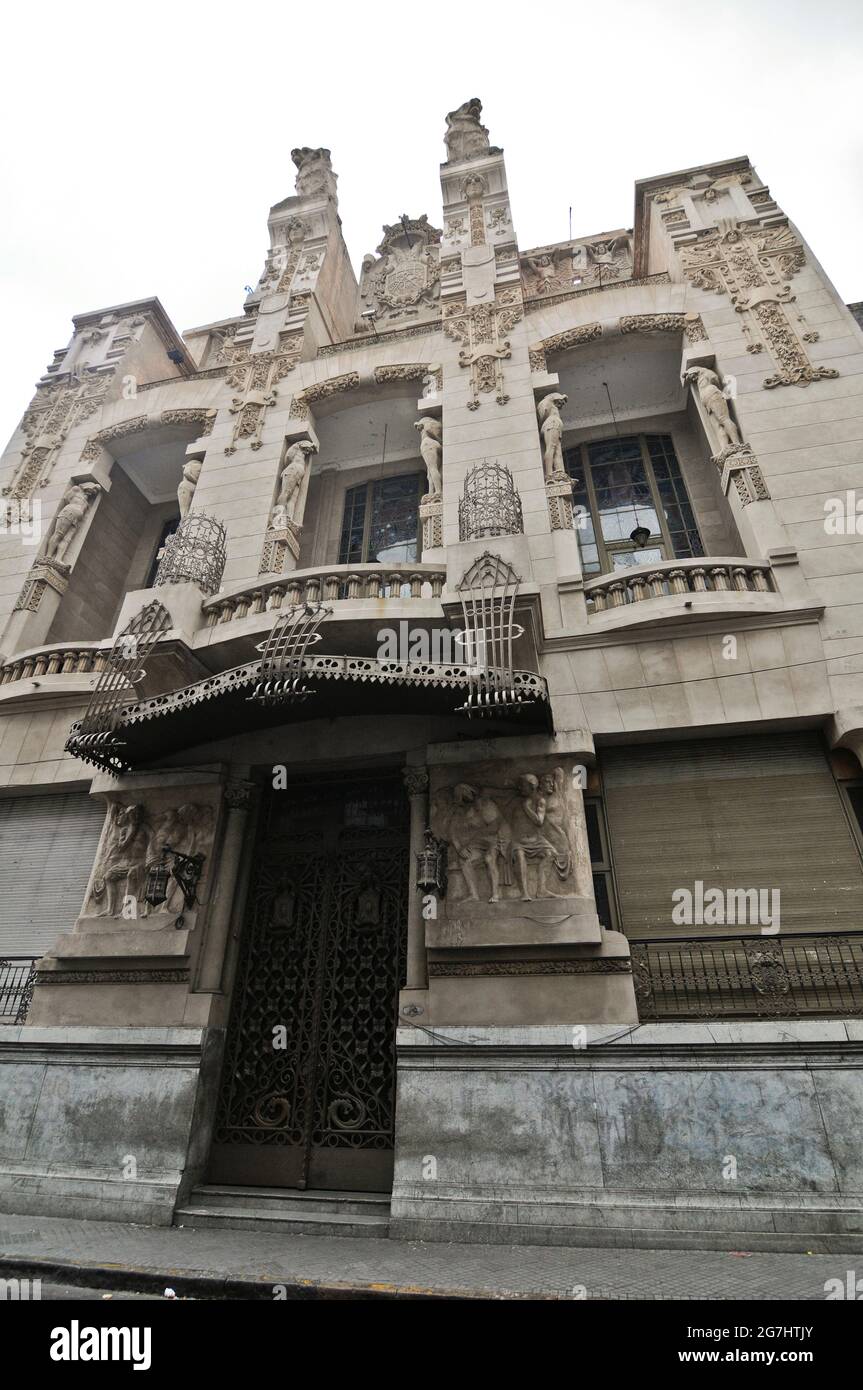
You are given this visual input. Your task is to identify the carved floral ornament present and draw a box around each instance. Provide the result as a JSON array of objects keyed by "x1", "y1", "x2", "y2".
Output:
[
  {"x1": 443, "y1": 289, "x2": 523, "y2": 409},
  {"x1": 676, "y1": 220, "x2": 837, "y2": 388},
  {"x1": 527, "y1": 313, "x2": 706, "y2": 374},
  {"x1": 4, "y1": 373, "x2": 115, "y2": 499},
  {"x1": 288, "y1": 372, "x2": 360, "y2": 420}
]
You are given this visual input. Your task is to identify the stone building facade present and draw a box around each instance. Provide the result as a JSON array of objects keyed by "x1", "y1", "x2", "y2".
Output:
[{"x1": 1, "y1": 102, "x2": 863, "y2": 1251}]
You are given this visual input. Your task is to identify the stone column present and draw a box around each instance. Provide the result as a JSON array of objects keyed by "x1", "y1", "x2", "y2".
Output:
[
  {"x1": 196, "y1": 778, "x2": 254, "y2": 992},
  {"x1": 402, "y1": 766, "x2": 430, "y2": 991}
]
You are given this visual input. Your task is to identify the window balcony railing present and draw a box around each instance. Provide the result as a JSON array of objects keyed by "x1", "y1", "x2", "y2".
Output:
[
  {"x1": 0, "y1": 957, "x2": 39, "y2": 1024},
  {"x1": 631, "y1": 932, "x2": 863, "y2": 1021},
  {"x1": 584, "y1": 556, "x2": 775, "y2": 616},
  {"x1": 0, "y1": 643, "x2": 109, "y2": 686},
  {"x1": 204, "y1": 563, "x2": 446, "y2": 628}
]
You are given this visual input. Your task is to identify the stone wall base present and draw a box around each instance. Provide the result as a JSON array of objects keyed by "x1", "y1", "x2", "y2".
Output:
[
  {"x1": 0, "y1": 1026, "x2": 221, "y2": 1225},
  {"x1": 391, "y1": 1022, "x2": 863, "y2": 1254}
]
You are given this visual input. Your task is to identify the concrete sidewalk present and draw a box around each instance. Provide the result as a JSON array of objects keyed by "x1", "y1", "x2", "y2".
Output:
[{"x1": 0, "y1": 1213, "x2": 851, "y2": 1299}]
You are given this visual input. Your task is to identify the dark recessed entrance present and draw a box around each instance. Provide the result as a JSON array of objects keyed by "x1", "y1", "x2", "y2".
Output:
[{"x1": 209, "y1": 771, "x2": 409, "y2": 1192}]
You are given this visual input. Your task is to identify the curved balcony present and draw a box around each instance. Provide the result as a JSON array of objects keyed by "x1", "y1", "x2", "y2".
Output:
[
  {"x1": 0, "y1": 641, "x2": 109, "y2": 687},
  {"x1": 584, "y1": 557, "x2": 778, "y2": 627},
  {"x1": 203, "y1": 563, "x2": 446, "y2": 628}
]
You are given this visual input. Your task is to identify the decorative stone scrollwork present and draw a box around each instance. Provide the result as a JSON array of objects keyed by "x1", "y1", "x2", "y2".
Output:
[
  {"x1": 620, "y1": 313, "x2": 686, "y2": 335},
  {"x1": 546, "y1": 475, "x2": 575, "y2": 531},
  {"x1": 5, "y1": 374, "x2": 113, "y2": 498},
  {"x1": 374, "y1": 363, "x2": 442, "y2": 390},
  {"x1": 443, "y1": 293, "x2": 522, "y2": 409},
  {"x1": 161, "y1": 408, "x2": 217, "y2": 435},
  {"x1": 714, "y1": 446, "x2": 771, "y2": 506},
  {"x1": 676, "y1": 220, "x2": 839, "y2": 389},
  {"x1": 402, "y1": 766, "x2": 429, "y2": 798},
  {"x1": 289, "y1": 372, "x2": 360, "y2": 420},
  {"x1": 539, "y1": 323, "x2": 602, "y2": 356}
]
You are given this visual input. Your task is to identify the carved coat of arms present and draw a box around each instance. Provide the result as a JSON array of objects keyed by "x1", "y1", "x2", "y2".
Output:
[{"x1": 358, "y1": 215, "x2": 442, "y2": 328}]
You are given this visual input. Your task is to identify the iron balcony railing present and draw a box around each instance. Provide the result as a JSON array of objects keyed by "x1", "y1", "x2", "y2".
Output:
[
  {"x1": 0, "y1": 957, "x2": 39, "y2": 1024},
  {"x1": 631, "y1": 932, "x2": 863, "y2": 1021}
]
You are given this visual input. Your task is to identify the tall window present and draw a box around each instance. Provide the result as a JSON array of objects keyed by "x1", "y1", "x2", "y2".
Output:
[
  {"x1": 586, "y1": 796, "x2": 617, "y2": 930},
  {"x1": 564, "y1": 434, "x2": 703, "y2": 577},
  {"x1": 338, "y1": 472, "x2": 425, "y2": 565}
]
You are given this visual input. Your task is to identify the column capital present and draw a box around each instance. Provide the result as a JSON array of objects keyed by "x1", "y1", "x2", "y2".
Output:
[
  {"x1": 402, "y1": 765, "x2": 429, "y2": 798},
  {"x1": 224, "y1": 780, "x2": 254, "y2": 811}
]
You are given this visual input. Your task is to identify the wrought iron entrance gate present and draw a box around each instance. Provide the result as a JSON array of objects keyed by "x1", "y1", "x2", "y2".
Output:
[{"x1": 210, "y1": 773, "x2": 409, "y2": 1191}]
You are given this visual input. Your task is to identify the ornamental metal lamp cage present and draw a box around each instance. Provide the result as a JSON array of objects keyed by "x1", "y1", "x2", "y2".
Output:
[
  {"x1": 416, "y1": 829, "x2": 447, "y2": 896},
  {"x1": 458, "y1": 459, "x2": 524, "y2": 541},
  {"x1": 155, "y1": 513, "x2": 227, "y2": 595}
]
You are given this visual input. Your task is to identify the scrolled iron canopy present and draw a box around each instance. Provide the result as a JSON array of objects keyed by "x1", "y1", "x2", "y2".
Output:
[{"x1": 65, "y1": 653, "x2": 551, "y2": 773}]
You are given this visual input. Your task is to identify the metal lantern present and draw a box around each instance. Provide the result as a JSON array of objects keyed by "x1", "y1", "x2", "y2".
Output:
[
  {"x1": 144, "y1": 845, "x2": 205, "y2": 927},
  {"x1": 416, "y1": 830, "x2": 446, "y2": 896},
  {"x1": 163, "y1": 844, "x2": 205, "y2": 922},
  {"x1": 144, "y1": 854, "x2": 171, "y2": 911}
]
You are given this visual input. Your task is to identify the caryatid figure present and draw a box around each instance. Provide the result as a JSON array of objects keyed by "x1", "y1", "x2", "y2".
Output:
[
  {"x1": 683, "y1": 366, "x2": 743, "y2": 453},
  {"x1": 415, "y1": 417, "x2": 443, "y2": 497},
  {"x1": 273, "y1": 439, "x2": 317, "y2": 524},
  {"x1": 177, "y1": 459, "x2": 201, "y2": 519},
  {"x1": 537, "y1": 392, "x2": 568, "y2": 480},
  {"x1": 41, "y1": 482, "x2": 100, "y2": 563}
]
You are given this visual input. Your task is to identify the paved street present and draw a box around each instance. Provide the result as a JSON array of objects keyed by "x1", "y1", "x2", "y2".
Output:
[{"x1": 0, "y1": 1213, "x2": 855, "y2": 1300}]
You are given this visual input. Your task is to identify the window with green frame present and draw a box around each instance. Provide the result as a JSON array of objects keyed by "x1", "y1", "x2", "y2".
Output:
[
  {"x1": 338, "y1": 472, "x2": 426, "y2": 565},
  {"x1": 564, "y1": 434, "x2": 704, "y2": 577}
]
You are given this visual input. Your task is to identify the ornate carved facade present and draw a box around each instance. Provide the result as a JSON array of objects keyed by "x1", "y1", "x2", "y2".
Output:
[{"x1": 1, "y1": 106, "x2": 862, "y2": 1258}]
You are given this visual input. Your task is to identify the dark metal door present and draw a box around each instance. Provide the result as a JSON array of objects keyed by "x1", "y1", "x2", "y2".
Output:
[{"x1": 209, "y1": 773, "x2": 409, "y2": 1191}]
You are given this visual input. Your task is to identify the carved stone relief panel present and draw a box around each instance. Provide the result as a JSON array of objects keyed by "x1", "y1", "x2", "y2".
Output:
[
  {"x1": 357, "y1": 216, "x2": 442, "y2": 331},
  {"x1": 5, "y1": 374, "x2": 114, "y2": 499},
  {"x1": 676, "y1": 220, "x2": 838, "y2": 388},
  {"x1": 430, "y1": 755, "x2": 595, "y2": 914},
  {"x1": 83, "y1": 796, "x2": 218, "y2": 923},
  {"x1": 520, "y1": 234, "x2": 633, "y2": 299},
  {"x1": 442, "y1": 288, "x2": 523, "y2": 409}
]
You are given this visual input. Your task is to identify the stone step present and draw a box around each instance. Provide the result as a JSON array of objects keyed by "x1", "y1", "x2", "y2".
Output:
[
  {"x1": 183, "y1": 1185, "x2": 390, "y2": 1220},
  {"x1": 175, "y1": 1185, "x2": 391, "y2": 1238}
]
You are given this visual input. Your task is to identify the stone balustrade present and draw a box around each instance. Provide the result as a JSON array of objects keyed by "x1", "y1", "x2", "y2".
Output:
[
  {"x1": 584, "y1": 557, "x2": 775, "y2": 615},
  {"x1": 203, "y1": 563, "x2": 446, "y2": 628},
  {"x1": 0, "y1": 643, "x2": 109, "y2": 685}
]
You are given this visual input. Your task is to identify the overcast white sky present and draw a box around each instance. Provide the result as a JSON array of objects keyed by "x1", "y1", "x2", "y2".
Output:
[{"x1": 2, "y1": 0, "x2": 861, "y2": 449}]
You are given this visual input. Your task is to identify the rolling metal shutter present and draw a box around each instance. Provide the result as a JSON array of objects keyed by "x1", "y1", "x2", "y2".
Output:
[
  {"x1": 602, "y1": 732, "x2": 863, "y2": 938},
  {"x1": 0, "y1": 790, "x2": 106, "y2": 955}
]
